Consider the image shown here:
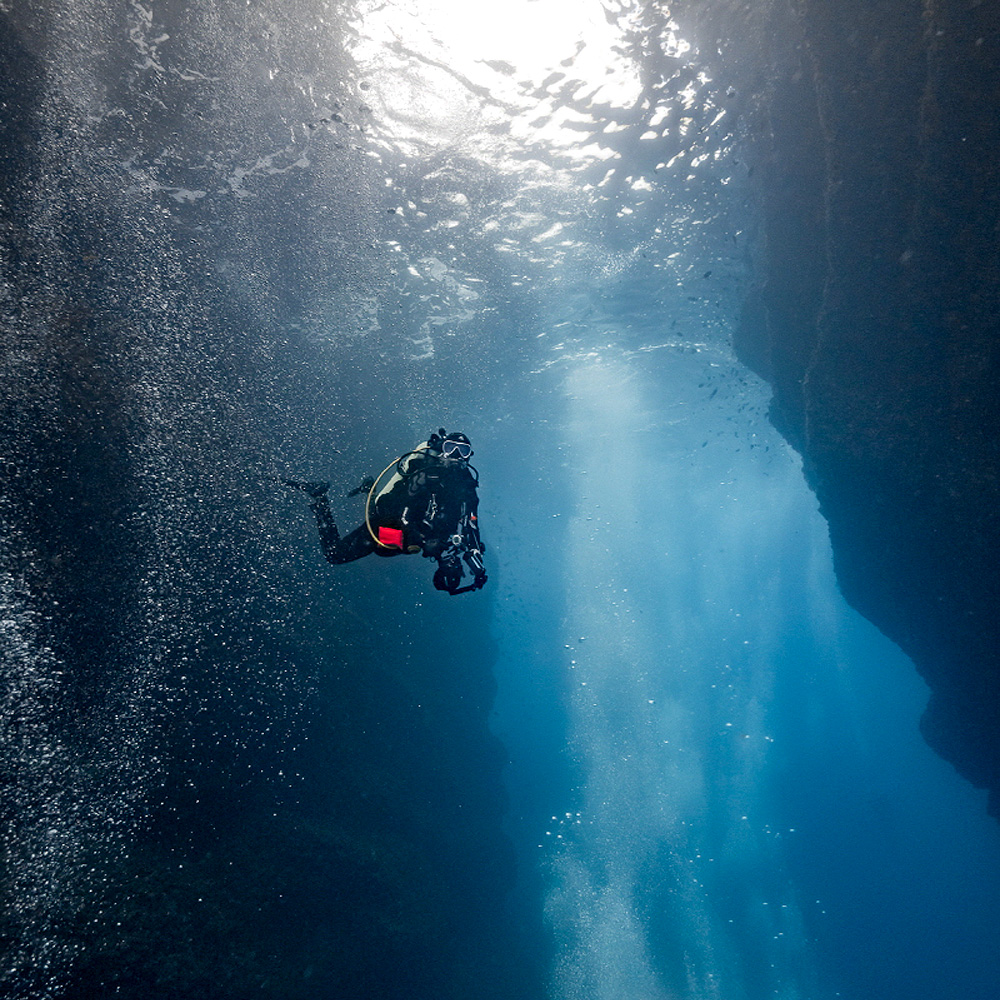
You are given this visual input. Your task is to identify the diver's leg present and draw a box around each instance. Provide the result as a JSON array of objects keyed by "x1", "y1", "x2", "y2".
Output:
[
  {"x1": 309, "y1": 496, "x2": 376, "y2": 564},
  {"x1": 283, "y1": 479, "x2": 330, "y2": 497}
]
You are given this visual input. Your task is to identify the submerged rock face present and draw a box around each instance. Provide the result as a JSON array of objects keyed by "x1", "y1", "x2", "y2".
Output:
[
  {"x1": 0, "y1": 9, "x2": 541, "y2": 998},
  {"x1": 722, "y1": 0, "x2": 1000, "y2": 813}
]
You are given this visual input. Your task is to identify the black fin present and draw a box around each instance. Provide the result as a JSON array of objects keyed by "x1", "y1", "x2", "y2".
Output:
[{"x1": 346, "y1": 476, "x2": 376, "y2": 498}]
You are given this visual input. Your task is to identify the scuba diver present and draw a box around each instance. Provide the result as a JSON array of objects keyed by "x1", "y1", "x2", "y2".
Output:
[{"x1": 284, "y1": 429, "x2": 488, "y2": 596}]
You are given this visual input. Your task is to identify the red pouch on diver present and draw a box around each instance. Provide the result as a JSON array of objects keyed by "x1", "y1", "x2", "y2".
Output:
[{"x1": 378, "y1": 525, "x2": 404, "y2": 548}]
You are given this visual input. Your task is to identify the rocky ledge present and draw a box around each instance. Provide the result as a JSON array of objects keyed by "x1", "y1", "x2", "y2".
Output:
[{"x1": 730, "y1": 0, "x2": 1000, "y2": 815}]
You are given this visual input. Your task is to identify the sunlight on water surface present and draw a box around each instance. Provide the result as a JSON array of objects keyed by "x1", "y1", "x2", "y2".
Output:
[{"x1": 350, "y1": 0, "x2": 645, "y2": 159}]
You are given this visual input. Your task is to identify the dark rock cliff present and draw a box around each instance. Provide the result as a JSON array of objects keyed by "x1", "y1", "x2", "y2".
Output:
[
  {"x1": 0, "y1": 9, "x2": 541, "y2": 997},
  {"x1": 696, "y1": 0, "x2": 1000, "y2": 814}
]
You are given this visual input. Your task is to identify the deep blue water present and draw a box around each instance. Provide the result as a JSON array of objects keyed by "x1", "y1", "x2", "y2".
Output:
[
  {"x1": 490, "y1": 349, "x2": 1000, "y2": 999},
  {"x1": 2, "y1": 2, "x2": 999, "y2": 998}
]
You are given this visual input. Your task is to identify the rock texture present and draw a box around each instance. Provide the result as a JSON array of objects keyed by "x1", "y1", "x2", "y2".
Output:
[
  {"x1": 0, "y1": 9, "x2": 541, "y2": 997},
  {"x1": 722, "y1": 0, "x2": 1000, "y2": 814}
]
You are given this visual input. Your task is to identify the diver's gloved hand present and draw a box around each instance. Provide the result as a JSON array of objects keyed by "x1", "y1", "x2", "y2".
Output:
[
  {"x1": 433, "y1": 562, "x2": 462, "y2": 593},
  {"x1": 472, "y1": 569, "x2": 488, "y2": 591}
]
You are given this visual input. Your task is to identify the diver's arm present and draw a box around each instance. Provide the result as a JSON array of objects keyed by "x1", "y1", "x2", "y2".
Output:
[
  {"x1": 460, "y1": 477, "x2": 487, "y2": 586},
  {"x1": 429, "y1": 510, "x2": 486, "y2": 594},
  {"x1": 429, "y1": 467, "x2": 487, "y2": 594},
  {"x1": 456, "y1": 508, "x2": 487, "y2": 590}
]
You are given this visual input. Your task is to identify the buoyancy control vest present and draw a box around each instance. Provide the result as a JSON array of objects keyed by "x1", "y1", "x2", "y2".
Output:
[{"x1": 365, "y1": 442, "x2": 479, "y2": 554}]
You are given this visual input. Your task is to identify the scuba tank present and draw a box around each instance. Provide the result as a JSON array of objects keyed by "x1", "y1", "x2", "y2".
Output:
[{"x1": 364, "y1": 442, "x2": 435, "y2": 552}]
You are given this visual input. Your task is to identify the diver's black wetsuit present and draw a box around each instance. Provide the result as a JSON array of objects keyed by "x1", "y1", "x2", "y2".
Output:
[{"x1": 307, "y1": 447, "x2": 486, "y2": 594}]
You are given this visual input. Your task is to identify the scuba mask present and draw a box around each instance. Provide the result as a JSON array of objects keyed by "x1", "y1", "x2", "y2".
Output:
[
  {"x1": 442, "y1": 439, "x2": 472, "y2": 460},
  {"x1": 428, "y1": 428, "x2": 473, "y2": 460}
]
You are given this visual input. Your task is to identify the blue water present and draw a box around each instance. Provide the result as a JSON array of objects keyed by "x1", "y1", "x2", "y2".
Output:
[
  {"x1": 2, "y1": 2, "x2": 999, "y2": 998},
  {"x1": 490, "y1": 346, "x2": 1000, "y2": 1000}
]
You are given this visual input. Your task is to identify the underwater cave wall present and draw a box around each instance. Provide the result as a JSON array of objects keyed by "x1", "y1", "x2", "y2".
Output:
[
  {"x1": 0, "y1": 6, "x2": 539, "y2": 998},
  {"x1": 686, "y1": 0, "x2": 1000, "y2": 814}
]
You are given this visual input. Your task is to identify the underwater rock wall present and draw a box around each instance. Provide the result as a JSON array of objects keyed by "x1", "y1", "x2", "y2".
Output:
[
  {"x1": 699, "y1": 0, "x2": 1000, "y2": 814},
  {"x1": 0, "y1": 7, "x2": 539, "y2": 997}
]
